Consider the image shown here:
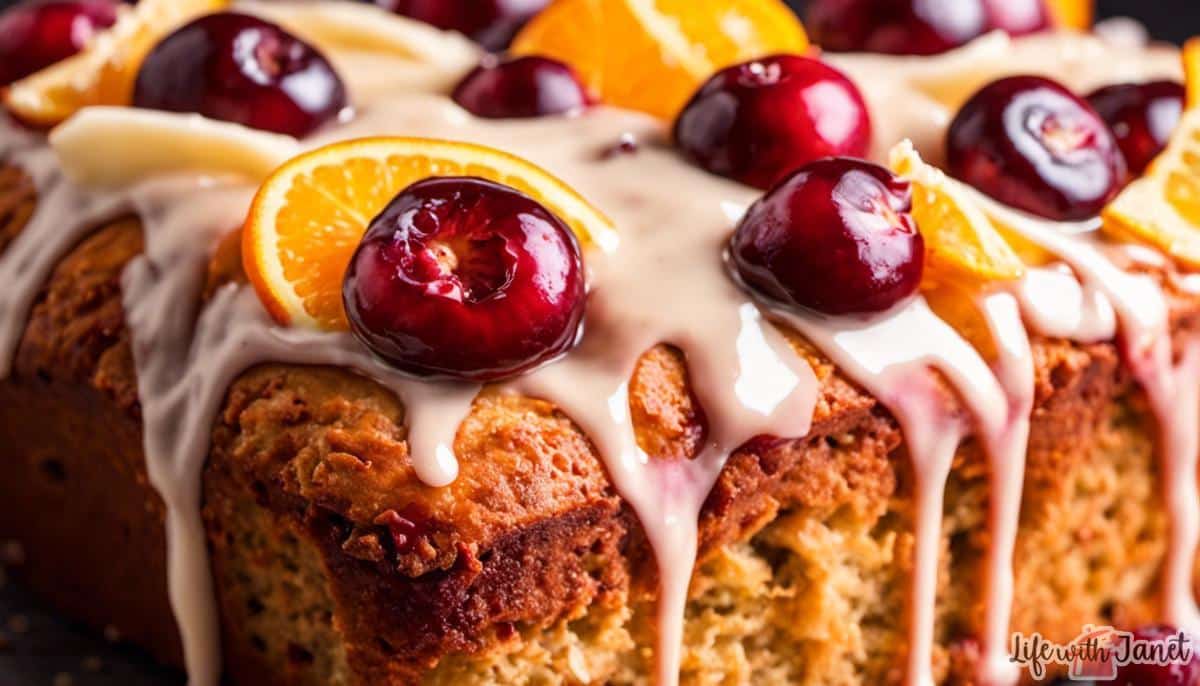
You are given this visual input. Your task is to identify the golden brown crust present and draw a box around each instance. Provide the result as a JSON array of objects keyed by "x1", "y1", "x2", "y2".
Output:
[{"x1": 1, "y1": 157, "x2": 1199, "y2": 685}]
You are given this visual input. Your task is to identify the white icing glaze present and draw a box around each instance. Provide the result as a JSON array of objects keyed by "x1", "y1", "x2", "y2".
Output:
[{"x1": 0, "y1": 15, "x2": 1196, "y2": 686}]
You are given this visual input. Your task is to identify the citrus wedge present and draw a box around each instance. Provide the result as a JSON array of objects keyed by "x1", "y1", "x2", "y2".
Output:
[
  {"x1": 1045, "y1": 0, "x2": 1093, "y2": 31},
  {"x1": 244, "y1": 137, "x2": 616, "y2": 330},
  {"x1": 1186, "y1": 37, "x2": 1200, "y2": 111},
  {"x1": 49, "y1": 107, "x2": 301, "y2": 188},
  {"x1": 889, "y1": 141, "x2": 1025, "y2": 286},
  {"x1": 1101, "y1": 43, "x2": 1200, "y2": 268},
  {"x1": 923, "y1": 281, "x2": 998, "y2": 361},
  {"x1": 1102, "y1": 108, "x2": 1200, "y2": 267},
  {"x1": 2, "y1": 0, "x2": 226, "y2": 127},
  {"x1": 511, "y1": 0, "x2": 808, "y2": 120}
]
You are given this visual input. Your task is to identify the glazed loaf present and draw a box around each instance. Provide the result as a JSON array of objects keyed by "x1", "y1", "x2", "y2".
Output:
[{"x1": 0, "y1": 159, "x2": 1196, "y2": 685}]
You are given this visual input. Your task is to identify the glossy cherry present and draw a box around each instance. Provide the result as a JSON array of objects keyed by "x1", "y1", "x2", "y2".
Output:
[
  {"x1": 1087, "y1": 80, "x2": 1185, "y2": 175},
  {"x1": 674, "y1": 54, "x2": 871, "y2": 190},
  {"x1": 370, "y1": 0, "x2": 547, "y2": 51},
  {"x1": 947, "y1": 75, "x2": 1126, "y2": 221},
  {"x1": 730, "y1": 157, "x2": 924, "y2": 315},
  {"x1": 0, "y1": 0, "x2": 118, "y2": 86},
  {"x1": 805, "y1": 0, "x2": 1050, "y2": 56},
  {"x1": 132, "y1": 12, "x2": 346, "y2": 138},
  {"x1": 343, "y1": 176, "x2": 586, "y2": 381},
  {"x1": 452, "y1": 56, "x2": 591, "y2": 119},
  {"x1": 1113, "y1": 625, "x2": 1200, "y2": 686}
]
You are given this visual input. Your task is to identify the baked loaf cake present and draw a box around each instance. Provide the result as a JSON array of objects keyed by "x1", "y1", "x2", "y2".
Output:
[{"x1": 2, "y1": 0, "x2": 1200, "y2": 685}]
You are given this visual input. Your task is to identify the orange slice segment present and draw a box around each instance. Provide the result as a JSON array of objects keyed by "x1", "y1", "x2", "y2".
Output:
[
  {"x1": 889, "y1": 141, "x2": 1025, "y2": 286},
  {"x1": 1101, "y1": 46, "x2": 1200, "y2": 267},
  {"x1": 244, "y1": 137, "x2": 616, "y2": 330},
  {"x1": 1102, "y1": 108, "x2": 1200, "y2": 267},
  {"x1": 2, "y1": 0, "x2": 226, "y2": 127},
  {"x1": 511, "y1": 0, "x2": 808, "y2": 120},
  {"x1": 1186, "y1": 37, "x2": 1200, "y2": 111},
  {"x1": 1045, "y1": 0, "x2": 1093, "y2": 31}
]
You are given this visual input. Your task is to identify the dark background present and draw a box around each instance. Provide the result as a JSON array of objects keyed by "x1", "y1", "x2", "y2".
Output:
[
  {"x1": 783, "y1": 0, "x2": 1200, "y2": 44},
  {"x1": 0, "y1": 0, "x2": 1197, "y2": 685}
]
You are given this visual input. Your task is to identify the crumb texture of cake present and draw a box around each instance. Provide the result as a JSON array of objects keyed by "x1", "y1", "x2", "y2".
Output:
[{"x1": 3, "y1": 3, "x2": 1200, "y2": 686}]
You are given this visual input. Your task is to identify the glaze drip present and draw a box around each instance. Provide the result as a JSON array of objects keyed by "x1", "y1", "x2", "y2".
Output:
[{"x1": 0, "y1": 14, "x2": 1198, "y2": 686}]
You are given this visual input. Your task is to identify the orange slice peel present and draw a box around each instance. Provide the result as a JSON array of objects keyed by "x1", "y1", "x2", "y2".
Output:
[
  {"x1": 1, "y1": 0, "x2": 227, "y2": 127},
  {"x1": 511, "y1": 0, "x2": 808, "y2": 120},
  {"x1": 1045, "y1": 0, "x2": 1094, "y2": 31},
  {"x1": 243, "y1": 137, "x2": 616, "y2": 330}
]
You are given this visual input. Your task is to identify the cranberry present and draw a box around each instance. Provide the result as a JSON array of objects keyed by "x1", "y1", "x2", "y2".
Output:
[
  {"x1": 1114, "y1": 625, "x2": 1200, "y2": 686},
  {"x1": 370, "y1": 0, "x2": 547, "y2": 51},
  {"x1": 132, "y1": 12, "x2": 346, "y2": 138},
  {"x1": 343, "y1": 177, "x2": 585, "y2": 381},
  {"x1": 452, "y1": 56, "x2": 591, "y2": 119},
  {"x1": 1087, "y1": 80, "x2": 1185, "y2": 176},
  {"x1": 730, "y1": 158, "x2": 923, "y2": 315},
  {"x1": 806, "y1": 0, "x2": 1049, "y2": 56},
  {"x1": 674, "y1": 55, "x2": 871, "y2": 190},
  {"x1": 947, "y1": 75, "x2": 1125, "y2": 221},
  {"x1": 0, "y1": 0, "x2": 118, "y2": 86}
]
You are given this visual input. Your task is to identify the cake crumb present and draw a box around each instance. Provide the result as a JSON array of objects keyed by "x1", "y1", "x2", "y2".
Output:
[
  {"x1": 103, "y1": 625, "x2": 121, "y2": 643},
  {"x1": 52, "y1": 673, "x2": 73, "y2": 686},
  {"x1": 7, "y1": 614, "x2": 29, "y2": 634},
  {"x1": 82, "y1": 655, "x2": 103, "y2": 673},
  {"x1": 0, "y1": 632, "x2": 10, "y2": 652}
]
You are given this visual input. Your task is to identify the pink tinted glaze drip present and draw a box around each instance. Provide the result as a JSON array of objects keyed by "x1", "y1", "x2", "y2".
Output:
[
  {"x1": 0, "y1": 19, "x2": 1196, "y2": 686},
  {"x1": 776, "y1": 296, "x2": 1025, "y2": 686},
  {"x1": 970, "y1": 191, "x2": 1200, "y2": 637}
]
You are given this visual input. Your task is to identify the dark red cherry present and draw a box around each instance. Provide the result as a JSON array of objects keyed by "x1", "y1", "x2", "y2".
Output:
[
  {"x1": 947, "y1": 75, "x2": 1125, "y2": 221},
  {"x1": 674, "y1": 54, "x2": 871, "y2": 190},
  {"x1": 343, "y1": 177, "x2": 585, "y2": 381},
  {"x1": 371, "y1": 0, "x2": 548, "y2": 51},
  {"x1": 132, "y1": 12, "x2": 346, "y2": 138},
  {"x1": 730, "y1": 157, "x2": 923, "y2": 315},
  {"x1": 806, "y1": 0, "x2": 1050, "y2": 56},
  {"x1": 452, "y1": 56, "x2": 591, "y2": 119},
  {"x1": 1113, "y1": 625, "x2": 1200, "y2": 686},
  {"x1": 1087, "y1": 80, "x2": 1184, "y2": 175},
  {"x1": 0, "y1": 0, "x2": 118, "y2": 86}
]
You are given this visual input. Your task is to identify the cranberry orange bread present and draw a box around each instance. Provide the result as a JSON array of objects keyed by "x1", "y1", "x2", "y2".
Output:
[{"x1": 2, "y1": 1, "x2": 1200, "y2": 685}]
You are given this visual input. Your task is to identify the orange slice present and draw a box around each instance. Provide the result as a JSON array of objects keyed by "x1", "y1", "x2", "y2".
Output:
[
  {"x1": 2, "y1": 0, "x2": 226, "y2": 127},
  {"x1": 1101, "y1": 46, "x2": 1200, "y2": 267},
  {"x1": 923, "y1": 281, "x2": 998, "y2": 361},
  {"x1": 889, "y1": 141, "x2": 1025, "y2": 287},
  {"x1": 1186, "y1": 37, "x2": 1200, "y2": 111},
  {"x1": 1045, "y1": 0, "x2": 1093, "y2": 31},
  {"x1": 510, "y1": 0, "x2": 808, "y2": 120},
  {"x1": 1102, "y1": 109, "x2": 1200, "y2": 267},
  {"x1": 244, "y1": 137, "x2": 617, "y2": 330}
]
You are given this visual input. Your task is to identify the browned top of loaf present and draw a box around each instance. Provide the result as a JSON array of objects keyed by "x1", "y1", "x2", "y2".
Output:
[{"x1": 4, "y1": 159, "x2": 1200, "y2": 678}]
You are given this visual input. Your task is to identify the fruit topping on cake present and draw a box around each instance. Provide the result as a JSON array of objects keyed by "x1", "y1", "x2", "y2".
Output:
[
  {"x1": 1103, "y1": 46, "x2": 1200, "y2": 267},
  {"x1": 132, "y1": 12, "x2": 346, "y2": 138},
  {"x1": 243, "y1": 137, "x2": 614, "y2": 333},
  {"x1": 0, "y1": 0, "x2": 118, "y2": 87},
  {"x1": 369, "y1": 0, "x2": 548, "y2": 51},
  {"x1": 673, "y1": 54, "x2": 871, "y2": 190},
  {"x1": 1087, "y1": 80, "x2": 1185, "y2": 175},
  {"x1": 343, "y1": 176, "x2": 585, "y2": 380},
  {"x1": 890, "y1": 141, "x2": 1026, "y2": 285},
  {"x1": 452, "y1": 55, "x2": 592, "y2": 119},
  {"x1": 730, "y1": 157, "x2": 924, "y2": 315},
  {"x1": 947, "y1": 75, "x2": 1126, "y2": 221},
  {"x1": 805, "y1": 0, "x2": 1052, "y2": 56},
  {"x1": 510, "y1": 0, "x2": 808, "y2": 119},
  {"x1": 1, "y1": 0, "x2": 226, "y2": 126}
]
